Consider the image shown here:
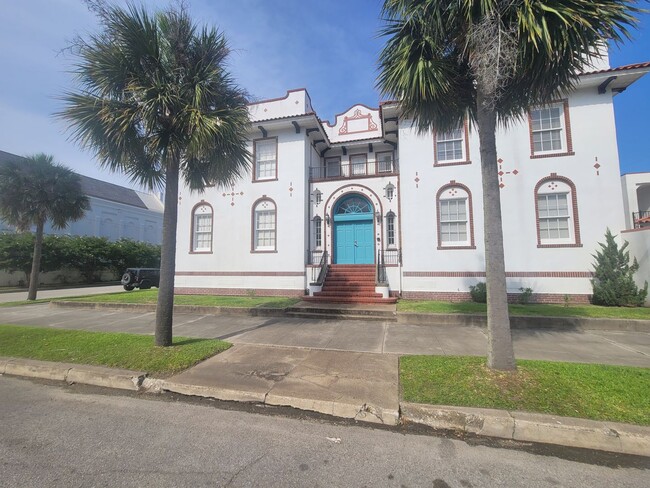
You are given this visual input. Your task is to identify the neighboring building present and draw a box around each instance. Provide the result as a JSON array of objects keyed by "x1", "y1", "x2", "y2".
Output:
[
  {"x1": 0, "y1": 150, "x2": 163, "y2": 244},
  {"x1": 174, "y1": 58, "x2": 650, "y2": 304}
]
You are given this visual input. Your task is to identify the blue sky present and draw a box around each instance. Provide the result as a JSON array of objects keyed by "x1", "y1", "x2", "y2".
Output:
[{"x1": 0, "y1": 0, "x2": 648, "y2": 190}]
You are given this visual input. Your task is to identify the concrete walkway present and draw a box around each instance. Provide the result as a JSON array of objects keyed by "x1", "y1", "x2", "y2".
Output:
[
  {"x1": 0, "y1": 285, "x2": 125, "y2": 303},
  {"x1": 1, "y1": 303, "x2": 648, "y2": 367}
]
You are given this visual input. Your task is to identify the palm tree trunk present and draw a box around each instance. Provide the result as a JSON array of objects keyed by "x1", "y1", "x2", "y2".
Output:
[
  {"x1": 155, "y1": 158, "x2": 180, "y2": 347},
  {"x1": 476, "y1": 89, "x2": 516, "y2": 371},
  {"x1": 27, "y1": 221, "x2": 45, "y2": 301}
]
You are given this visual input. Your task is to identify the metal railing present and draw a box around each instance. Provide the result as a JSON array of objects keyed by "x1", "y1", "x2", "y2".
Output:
[
  {"x1": 310, "y1": 250, "x2": 329, "y2": 285},
  {"x1": 307, "y1": 250, "x2": 324, "y2": 265},
  {"x1": 633, "y1": 211, "x2": 650, "y2": 228},
  {"x1": 376, "y1": 250, "x2": 387, "y2": 285},
  {"x1": 309, "y1": 159, "x2": 398, "y2": 181}
]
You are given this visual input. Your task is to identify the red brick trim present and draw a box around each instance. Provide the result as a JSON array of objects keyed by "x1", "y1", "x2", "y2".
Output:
[
  {"x1": 528, "y1": 99, "x2": 574, "y2": 158},
  {"x1": 436, "y1": 181, "x2": 476, "y2": 249},
  {"x1": 433, "y1": 118, "x2": 471, "y2": 166},
  {"x1": 176, "y1": 271, "x2": 305, "y2": 277},
  {"x1": 534, "y1": 173, "x2": 582, "y2": 247},
  {"x1": 252, "y1": 137, "x2": 279, "y2": 182},
  {"x1": 189, "y1": 200, "x2": 213, "y2": 254},
  {"x1": 401, "y1": 291, "x2": 590, "y2": 304},
  {"x1": 403, "y1": 271, "x2": 593, "y2": 278},
  {"x1": 251, "y1": 197, "x2": 278, "y2": 253},
  {"x1": 175, "y1": 287, "x2": 305, "y2": 297}
]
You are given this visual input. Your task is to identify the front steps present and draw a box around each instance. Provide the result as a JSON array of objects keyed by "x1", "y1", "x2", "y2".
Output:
[{"x1": 304, "y1": 264, "x2": 398, "y2": 305}]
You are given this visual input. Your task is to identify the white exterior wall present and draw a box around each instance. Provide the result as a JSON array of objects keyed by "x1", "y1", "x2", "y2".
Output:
[
  {"x1": 174, "y1": 128, "x2": 308, "y2": 295},
  {"x1": 173, "y1": 81, "x2": 638, "y2": 303},
  {"x1": 620, "y1": 228, "x2": 650, "y2": 305},
  {"x1": 399, "y1": 86, "x2": 624, "y2": 301},
  {"x1": 43, "y1": 195, "x2": 163, "y2": 244}
]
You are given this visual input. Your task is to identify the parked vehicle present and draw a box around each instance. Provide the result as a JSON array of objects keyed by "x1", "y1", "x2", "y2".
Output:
[{"x1": 121, "y1": 268, "x2": 160, "y2": 291}]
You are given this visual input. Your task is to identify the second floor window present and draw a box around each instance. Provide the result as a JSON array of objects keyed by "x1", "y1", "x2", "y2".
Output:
[
  {"x1": 529, "y1": 101, "x2": 573, "y2": 157},
  {"x1": 255, "y1": 138, "x2": 277, "y2": 180},
  {"x1": 435, "y1": 123, "x2": 468, "y2": 164}
]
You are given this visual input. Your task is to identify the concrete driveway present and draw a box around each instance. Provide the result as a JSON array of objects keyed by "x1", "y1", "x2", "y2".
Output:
[{"x1": 1, "y1": 303, "x2": 648, "y2": 367}]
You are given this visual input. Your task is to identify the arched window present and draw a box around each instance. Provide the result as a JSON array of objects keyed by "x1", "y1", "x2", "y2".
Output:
[
  {"x1": 252, "y1": 199, "x2": 277, "y2": 251},
  {"x1": 191, "y1": 202, "x2": 213, "y2": 252},
  {"x1": 534, "y1": 175, "x2": 581, "y2": 247},
  {"x1": 386, "y1": 211, "x2": 396, "y2": 247},
  {"x1": 313, "y1": 216, "x2": 322, "y2": 249},
  {"x1": 436, "y1": 182, "x2": 475, "y2": 249}
]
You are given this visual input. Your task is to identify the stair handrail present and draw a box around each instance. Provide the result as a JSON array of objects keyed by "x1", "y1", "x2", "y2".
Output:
[
  {"x1": 311, "y1": 250, "x2": 329, "y2": 286},
  {"x1": 376, "y1": 250, "x2": 388, "y2": 285}
]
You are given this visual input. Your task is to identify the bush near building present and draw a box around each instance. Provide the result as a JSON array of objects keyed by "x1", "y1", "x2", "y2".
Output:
[{"x1": 0, "y1": 233, "x2": 160, "y2": 285}]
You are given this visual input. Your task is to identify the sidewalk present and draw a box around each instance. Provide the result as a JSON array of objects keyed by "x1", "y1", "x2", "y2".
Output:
[
  {"x1": 1, "y1": 303, "x2": 649, "y2": 455},
  {"x1": 0, "y1": 285, "x2": 125, "y2": 303}
]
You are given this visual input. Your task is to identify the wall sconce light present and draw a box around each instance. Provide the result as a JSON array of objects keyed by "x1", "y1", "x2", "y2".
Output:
[
  {"x1": 384, "y1": 182, "x2": 395, "y2": 202},
  {"x1": 325, "y1": 213, "x2": 331, "y2": 226},
  {"x1": 375, "y1": 211, "x2": 381, "y2": 224},
  {"x1": 312, "y1": 188, "x2": 322, "y2": 206}
]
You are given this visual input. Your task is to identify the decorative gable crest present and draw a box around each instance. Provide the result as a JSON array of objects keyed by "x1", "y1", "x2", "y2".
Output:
[{"x1": 338, "y1": 109, "x2": 378, "y2": 135}]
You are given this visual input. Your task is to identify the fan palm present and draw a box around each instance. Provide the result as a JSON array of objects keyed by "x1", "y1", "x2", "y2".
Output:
[
  {"x1": 59, "y1": 3, "x2": 251, "y2": 346},
  {"x1": 378, "y1": 0, "x2": 639, "y2": 370},
  {"x1": 0, "y1": 154, "x2": 89, "y2": 300}
]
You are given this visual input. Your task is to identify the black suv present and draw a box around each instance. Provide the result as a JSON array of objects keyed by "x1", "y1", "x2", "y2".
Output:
[{"x1": 121, "y1": 268, "x2": 160, "y2": 291}]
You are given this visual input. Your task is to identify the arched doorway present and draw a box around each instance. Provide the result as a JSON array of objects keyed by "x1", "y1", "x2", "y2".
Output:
[{"x1": 333, "y1": 194, "x2": 374, "y2": 264}]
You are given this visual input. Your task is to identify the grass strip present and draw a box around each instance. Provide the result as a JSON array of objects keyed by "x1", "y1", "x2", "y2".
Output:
[
  {"x1": 63, "y1": 290, "x2": 301, "y2": 309},
  {"x1": 0, "y1": 324, "x2": 230, "y2": 376},
  {"x1": 0, "y1": 299, "x2": 52, "y2": 307},
  {"x1": 400, "y1": 355, "x2": 650, "y2": 425},
  {"x1": 397, "y1": 300, "x2": 650, "y2": 320}
]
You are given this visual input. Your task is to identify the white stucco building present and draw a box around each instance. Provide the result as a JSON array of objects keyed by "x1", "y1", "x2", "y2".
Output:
[
  {"x1": 174, "y1": 59, "x2": 650, "y2": 304},
  {"x1": 0, "y1": 150, "x2": 164, "y2": 244}
]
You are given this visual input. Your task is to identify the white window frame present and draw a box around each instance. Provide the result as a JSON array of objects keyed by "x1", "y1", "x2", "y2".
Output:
[
  {"x1": 253, "y1": 202, "x2": 276, "y2": 251},
  {"x1": 376, "y1": 151, "x2": 394, "y2": 173},
  {"x1": 192, "y1": 204, "x2": 213, "y2": 252},
  {"x1": 439, "y1": 197, "x2": 469, "y2": 246},
  {"x1": 314, "y1": 216, "x2": 322, "y2": 249},
  {"x1": 349, "y1": 154, "x2": 367, "y2": 176},
  {"x1": 435, "y1": 126, "x2": 466, "y2": 163},
  {"x1": 530, "y1": 103, "x2": 568, "y2": 155},
  {"x1": 537, "y1": 191, "x2": 573, "y2": 245},
  {"x1": 254, "y1": 138, "x2": 277, "y2": 181},
  {"x1": 386, "y1": 212, "x2": 396, "y2": 247},
  {"x1": 325, "y1": 157, "x2": 340, "y2": 178}
]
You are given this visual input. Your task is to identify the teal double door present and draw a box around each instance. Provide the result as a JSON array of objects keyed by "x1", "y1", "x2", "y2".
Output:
[{"x1": 333, "y1": 195, "x2": 375, "y2": 264}]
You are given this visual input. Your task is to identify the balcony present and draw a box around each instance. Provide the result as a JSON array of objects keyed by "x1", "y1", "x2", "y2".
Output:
[
  {"x1": 632, "y1": 211, "x2": 650, "y2": 229},
  {"x1": 309, "y1": 159, "x2": 398, "y2": 181}
]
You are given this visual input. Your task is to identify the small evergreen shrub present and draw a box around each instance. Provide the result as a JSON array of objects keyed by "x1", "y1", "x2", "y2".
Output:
[
  {"x1": 469, "y1": 282, "x2": 487, "y2": 303},
  {"x1": 518, "y1": 287, "x2": 533, "y2": 305},
  {"x1": 591, "y1": 229, "x2": 648, "y2": 307}
]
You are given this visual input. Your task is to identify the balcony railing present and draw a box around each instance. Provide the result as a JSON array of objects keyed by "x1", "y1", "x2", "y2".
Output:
[
  {"x1": 633, "y1": 211, "x2": 650, "y2": 228},
  {"x1": 309, "y1": 159, "x2": 398, "y2": 181}
]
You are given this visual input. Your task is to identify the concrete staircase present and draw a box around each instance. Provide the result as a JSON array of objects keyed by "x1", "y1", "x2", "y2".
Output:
[{"x1": 304, "y1": 264, "x2": 398, "y2": 304}]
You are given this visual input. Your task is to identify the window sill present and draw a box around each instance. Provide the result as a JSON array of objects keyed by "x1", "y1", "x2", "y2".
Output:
[
  {"x1": 189, "y1": 250, "x2": 213, "y2": 254},
  {"x1": 434, "y1": 159, "x2": 472, "y2": 167},
  {"x1": 530, "y1": 151, "x2": 575, "y2": 159},
  {"x1": 251, "y1": 250, "x2": 278, "y2": 253},
  {"x1": 537, "y1": 243, "x2": 583, "y2": 248},
  {"x1": 252, "y1": 178, "x2": 279, "y2": 183},
  {"x1": 437, "y1": 245, "x2": 476, "y2": 250}
]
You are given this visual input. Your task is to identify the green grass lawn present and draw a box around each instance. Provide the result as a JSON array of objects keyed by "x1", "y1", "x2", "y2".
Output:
[
  {"x1": 397, "y1": 300, "x2": 650, "y2": 320},
  {"x1": 0, "y1": 325, "x2": 230, "y2": 376},
  {"x1": 0, "y1": 298, "x2": 52, "y2": 307},
  {"x1": 62, "y1": 290, "x2": 302, "y2": 308},
  {"x1": 400, "y1": 355, "x2": 650, "y2": 425}
]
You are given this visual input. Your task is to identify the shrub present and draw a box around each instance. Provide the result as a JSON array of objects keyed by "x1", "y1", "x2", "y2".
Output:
[
  {"x1": 518, "y1": 287, "x2": 533, "y2": 305},
  {"x1": 591, "y1": 229, "x2": 648, "y2": 307},
  {"x1": 469, "y1": 282, "x2": 487, "y2": 303}
]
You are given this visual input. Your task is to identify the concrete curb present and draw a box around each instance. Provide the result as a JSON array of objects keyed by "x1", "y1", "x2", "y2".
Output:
[
  {"x1": 400, "y1": 403, "x2": 650, "y2": 456},
  {"x1": 49, "y1": 301, "x2": 286, "y2": 317},
  {"x1": 397, "y1": 312, "x2": 650, "y2": 331},
  {"x1": 1, "y1": 357, "x2": 146, "y2": 391},
  {"x1": 161, "y1": 380, "x2": 266, "y2": 403}
]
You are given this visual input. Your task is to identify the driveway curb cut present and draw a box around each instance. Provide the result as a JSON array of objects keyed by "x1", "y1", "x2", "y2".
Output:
[
  {"x1": 400, "y1": 402, "x2": 650, "y2": 456},
  {"x1": 1, "y1": 357, "x2": 146, "y2": 391}
]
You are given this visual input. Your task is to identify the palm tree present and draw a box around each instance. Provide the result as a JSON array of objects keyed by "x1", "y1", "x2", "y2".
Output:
[
  {"x1": 0, "y1": 154, "x2": 89, "y2": 300},
  {"x1": 377, "y1": 0, "x2": 639, "y2": 370},
  {"x1": 59, "y1": 3, "x2": 250, "y2": 346}
]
